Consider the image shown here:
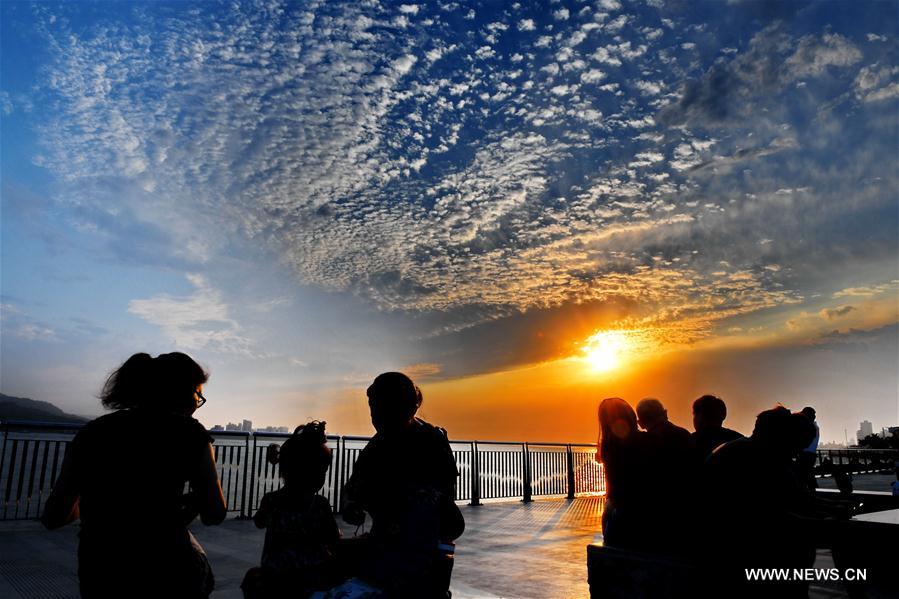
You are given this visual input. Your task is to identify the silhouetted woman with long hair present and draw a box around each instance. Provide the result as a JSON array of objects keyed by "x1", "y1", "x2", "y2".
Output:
[
  {"x1": 42, "y1": 352, "x2": 227, "y2": 598},
  {"x1": 597, "y1": 397, "x2": 648, "y2": 549}
]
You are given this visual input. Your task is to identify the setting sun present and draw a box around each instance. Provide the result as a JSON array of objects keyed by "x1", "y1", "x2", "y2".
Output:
[{"x1": 583, "y1": 331, "x2": 630, "y2": 372}]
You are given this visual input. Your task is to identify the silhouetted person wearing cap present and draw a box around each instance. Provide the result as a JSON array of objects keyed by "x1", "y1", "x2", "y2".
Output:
[
  {"x1": 635, "y1": 398, "x2": 695, "y2": 554},
  {"x1": 341, "y1": 372, "x2": 462, "y2": 598},
  {"x1": 691, "y1": 395, "x2": 743, "y2": 460}
]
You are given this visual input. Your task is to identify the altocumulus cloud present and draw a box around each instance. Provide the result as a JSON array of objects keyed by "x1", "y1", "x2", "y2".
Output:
[{"x1": 27, "y1": 0, "x2": 899, "y2": 356}]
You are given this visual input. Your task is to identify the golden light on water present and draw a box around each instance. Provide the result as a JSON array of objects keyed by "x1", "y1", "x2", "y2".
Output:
[{"x1": 582, "y1": 330, "x2": 631, "y2": 373}]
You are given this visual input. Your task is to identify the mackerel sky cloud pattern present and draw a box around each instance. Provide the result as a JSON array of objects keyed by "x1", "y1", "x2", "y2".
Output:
[{"x1": 5, "y1": 0, "x2": 898, "y2": 366}]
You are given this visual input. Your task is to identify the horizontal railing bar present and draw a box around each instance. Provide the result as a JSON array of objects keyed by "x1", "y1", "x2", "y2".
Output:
[
  {"x1": 0, "y1": 420, "x2": 88, "y2": 430},
  {"x1": 245, "y1": 432, "x2": 341, "y2": 441},
  {"x1": 7, "y1": 420, "x2": 898, "y2": 457},
  {"x1": 6, "y1": 420, "x2": 898, "y2": 453},
  {"x1": 523, "y1": 442, "x2": 571, "y2": 448},
  {"x1": 466, "y1": 440, "x2": 529, "y2": 446}
]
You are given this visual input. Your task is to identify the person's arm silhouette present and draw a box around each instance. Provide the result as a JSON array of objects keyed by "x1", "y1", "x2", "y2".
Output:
[
  {"x1": 253, "y1": 493, "x2": 273, "y2": 529},
  {"x1": 41, "y1": 449, "x2": 80, "y2": 530},
  {"x1": 190, "y1": 444, "x2": 227, "y2": 526}
]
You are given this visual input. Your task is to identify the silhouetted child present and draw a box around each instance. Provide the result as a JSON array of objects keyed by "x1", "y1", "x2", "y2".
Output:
[{"x1": 241, "y1": 422, "x2": 339, "y2": 599}]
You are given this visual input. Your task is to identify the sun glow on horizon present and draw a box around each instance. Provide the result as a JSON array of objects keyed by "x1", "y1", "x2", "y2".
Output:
[{"x1": 583, "y1": 330, "x2": 632, "y2": 373}]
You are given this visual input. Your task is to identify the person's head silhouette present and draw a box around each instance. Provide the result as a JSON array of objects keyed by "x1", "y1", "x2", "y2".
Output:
[
  {"x1": 636, "y1": 398, "x2": 667, "y2": 431},
  {"x1": 275, "y1": 421, "x2": 332, "y2": 494},
  {"x1": 800, "y1": 406, "x2": 816, "y2": 422},
  {"x1": 155, "y1": 352, "x2": 209, "y2": 415},
  {"x1": 789, "y1": 412, "x2": 817, "y2": 452},
  {"x1": 692, "y1": 394, "x2": 727, "y2": 432},
  {"x1": 597, "y1": 397, "x2": 638, "y2": 460},
  {"x1": 752, "y1": 406, "x2": 815, "y2": 457},
  {"x1": 101, "y1": 352, "x2": 208, "y2": 416},
  {"x1": 367, "y1": 372, "x2": 422, "y2": 434}
]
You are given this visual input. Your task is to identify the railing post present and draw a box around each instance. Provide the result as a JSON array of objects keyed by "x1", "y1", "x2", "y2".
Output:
[
  {"x1": 237, "y1": 433, "x2": 251, "y2": 519},
  {"x1": 0, "y1": 421, "x2": 8, "y2": 520},
  {"x1": 566, "y1": 445, "x2": 576, "y2": 500},
  {"x1": 245, "y1": 433, "x2": 258, "y2": 519},
  {"x1": 522, "y1": 443, "x2": 532, "y2": 503},
  {"x1": 332, "y1": 436, "x2": 342, "y2": 513},
  {"x1": 470, "y1": 441, "x2": 481, "y2": 506},
  {"x1": 338, "y1": 437, "x2": 347, "y2": 513}
]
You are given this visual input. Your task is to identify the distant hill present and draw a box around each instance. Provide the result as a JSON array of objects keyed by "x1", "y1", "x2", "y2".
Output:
[{"x1": 0, "y1": 393, "x2": 89, "y2": 424}]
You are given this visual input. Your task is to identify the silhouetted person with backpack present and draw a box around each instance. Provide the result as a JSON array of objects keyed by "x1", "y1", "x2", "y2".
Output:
[
  {"x1": 340, "y1": 372, "x2": 463, "y2": 598},
  {"x1": 701, "y1": 406, "x2": 818, "y2": 598}
]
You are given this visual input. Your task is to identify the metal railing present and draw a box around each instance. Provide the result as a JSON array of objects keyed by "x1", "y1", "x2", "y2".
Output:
[
  {"x1": 0, "y1": 420, "x2": 604, "y2": 521},
  {"x1": 6, "y1": 420, "x2": 893, "y2": 522},
  {"x1": 814, "y1": 448, "x2": 899, "y2": 476}
]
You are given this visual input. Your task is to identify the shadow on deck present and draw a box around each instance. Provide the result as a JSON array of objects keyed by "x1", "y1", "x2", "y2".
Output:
[{"x1": 0, "y1": 496, "x2": 859, "y2": 598}]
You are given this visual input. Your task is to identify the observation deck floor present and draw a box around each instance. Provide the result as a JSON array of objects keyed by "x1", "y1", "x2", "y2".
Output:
[{"x1": 0, "y1": 494, "x2": 862, "y2": 598}]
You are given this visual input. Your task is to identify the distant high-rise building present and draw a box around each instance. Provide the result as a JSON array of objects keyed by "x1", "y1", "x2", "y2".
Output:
[
  {"x1": 242, "y1": 419, "x2": 253, "y2": 432},
  {"x1": 210, "y1": 425, "x2": 224, "y2": 432},
  {"x1": 225, "y1": 422, "x2": 241, "y2": 432},
  {"x1": 857, "y1": 420, "x2": 874, "y2": 442}
]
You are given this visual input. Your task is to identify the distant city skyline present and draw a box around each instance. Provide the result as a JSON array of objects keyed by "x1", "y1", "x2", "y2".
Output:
[
  {"x1": 207, "y1": 419, "x2": 298, "y2": 434},
  {"x1": 2, "y1": 1, "x2": 897, "y2": 443}
]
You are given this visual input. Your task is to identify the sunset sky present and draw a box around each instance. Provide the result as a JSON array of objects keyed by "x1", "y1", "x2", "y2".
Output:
[{"x1": 2, "y1": 0, "x2": 897, "y2": 444}]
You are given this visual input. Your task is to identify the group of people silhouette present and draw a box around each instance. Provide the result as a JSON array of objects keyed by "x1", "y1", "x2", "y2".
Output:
[
  {"x1": 596, "y1": 394, "x2": 856, "y2": 598},
  {"x1": 242, "y1": 371, "x2": 462, "y2": 599},
  {"x1": 41, "y1": 353, "x2": 461, "y2": 599},
  {"x1": 40, "y1": 351, "x2": 858, "y2": 598}
]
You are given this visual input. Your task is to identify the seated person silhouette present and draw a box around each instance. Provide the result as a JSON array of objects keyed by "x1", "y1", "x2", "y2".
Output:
[
  {"x1": 41, "y1": 352, "x2": 226, "y2": 599},
  {"x1": 340, "y1": 372, "x2": 463, "y2": 598},
  {"x1": 596, "y1": 397, "x2": 650, "y2": 551},
  {"x1": 701, "y1": 406, "x2": 818, "y2": 598},
  {"x1": 241, "y1": 422, "x2": 340, "y2": 599},
  {"x1": 691, "y1": 394, "x2": 743, "y2": 459}
]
